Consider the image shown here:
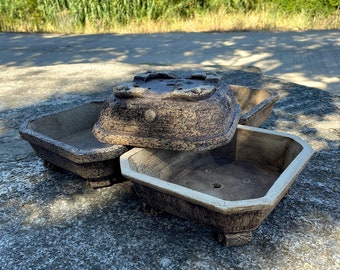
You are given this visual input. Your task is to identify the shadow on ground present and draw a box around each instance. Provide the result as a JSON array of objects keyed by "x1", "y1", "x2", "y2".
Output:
[
  {"x1": 0, "y1": 63, "x2": 339, "y2": 269},
  {"x1": 1, "y1": 30, "x2": 339, "y2": 93}
]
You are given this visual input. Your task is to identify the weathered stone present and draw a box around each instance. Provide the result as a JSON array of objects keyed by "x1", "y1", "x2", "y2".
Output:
[{"x1": 93, "y1": 71, "x2": 241, "y2": 151}]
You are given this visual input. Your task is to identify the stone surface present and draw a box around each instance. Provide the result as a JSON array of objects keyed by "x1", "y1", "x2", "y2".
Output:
[
  {"x1": 0, "y1": 31, "x2": 339, "y2": 269},
  {"x1": 93, "y1": 71, "x2": 241, "y2": 151}
]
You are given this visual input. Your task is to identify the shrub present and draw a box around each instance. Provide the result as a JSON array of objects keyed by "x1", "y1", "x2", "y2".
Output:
[{"x1": 0, "y1": 0, "x2": 338, "y2": 32}]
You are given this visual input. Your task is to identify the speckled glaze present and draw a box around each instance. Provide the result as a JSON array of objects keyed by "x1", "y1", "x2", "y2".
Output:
[{"x1": 93, "y1": 71, "x2": 241, "y2": 152}]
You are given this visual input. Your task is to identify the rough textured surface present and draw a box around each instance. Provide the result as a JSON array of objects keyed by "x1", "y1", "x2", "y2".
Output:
[
  {"x1": 0, "y1": 31, "x2": 339, "y2": 269},
  {"x1": 93, "y1": 71, "x2": 241, "y2": 151}
]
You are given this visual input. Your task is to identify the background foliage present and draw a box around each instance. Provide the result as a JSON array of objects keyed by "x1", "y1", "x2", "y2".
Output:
[{"x1": 0, "y1": 0, "x2": 339, "y2": 32}]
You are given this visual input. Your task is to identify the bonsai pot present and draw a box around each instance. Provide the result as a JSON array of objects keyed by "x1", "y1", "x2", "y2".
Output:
[
  {"x1": 120, "y1": 125, "x2": 313, "y2": 246},
  {"x1": 230, "y1": 85, "x2": 279, "y2": 127},
  {"x1": 20, "y1": 101, "x2": 128, "y2": 188},
  {"x1": 93, "y1": 71, "x2": 241, "y2": 152}
]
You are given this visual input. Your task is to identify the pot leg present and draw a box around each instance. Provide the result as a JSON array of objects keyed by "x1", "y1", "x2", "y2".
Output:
[
  {"x1": 43, "y1": 160, "x2": 63, "y2": 172},
  {"x1": 86, "y1": 178, "x2": 113, "y2": 188},
  {"x1": 216, "y1": 231, "x2": 252, "y2": 246},
  {"x1": 142, "y1": 202, "x2": 163, "y2": 216}
]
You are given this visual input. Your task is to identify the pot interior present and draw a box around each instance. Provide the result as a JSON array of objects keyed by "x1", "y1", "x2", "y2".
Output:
[
  {"x1": 128, "y1": 128, "x2": 303, "y2": 201},
  {"x1": 231, "y1": 85, "x2": 273, "y2": 114},
  {"x1": 27, "y1": 102, "x2": 111, "y2": 150}
]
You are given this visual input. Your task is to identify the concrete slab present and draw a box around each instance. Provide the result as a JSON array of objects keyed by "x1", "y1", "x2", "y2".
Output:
[{"x1": 0, "y1": 31, "x2": 339, "y2": 269}]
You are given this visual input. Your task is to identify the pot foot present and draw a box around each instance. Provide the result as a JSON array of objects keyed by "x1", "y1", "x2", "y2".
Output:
[
  {"x1": 216, "y1": 231, "x2": 252, "y2": 246},
  {"x1": 142, "y1": 203, "x2": 163, "y2": 216},
  {"x1": 86, "y1": 178, "x2": 113, "y2": 188},
  {"x1": 43, "y1": 160, "x2": 63, "y2": 172}
]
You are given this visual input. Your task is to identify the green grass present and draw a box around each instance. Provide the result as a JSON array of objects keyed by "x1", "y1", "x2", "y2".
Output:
[{"x1": 0, "y1": 0, "x2": 339, "y2": 33}]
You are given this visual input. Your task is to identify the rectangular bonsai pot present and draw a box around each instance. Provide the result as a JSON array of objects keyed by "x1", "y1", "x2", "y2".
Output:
[
  {"x1": 230, "y1": 85, "x2": 279, "y2": 127},
  {"x1": 20, "y1": 101, "x2": 128, "y2": 188},
  {"x1": 120, "y1": 125, "x2": 313, "y2": 246}
]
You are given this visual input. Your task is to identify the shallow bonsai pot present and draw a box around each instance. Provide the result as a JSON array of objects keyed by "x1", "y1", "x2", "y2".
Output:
[
  {"x1": 20, "y1": 101, "x2": 128, "y2": 188},
  {"x1": 93, "y1": 71, "x2": 241, "y2": 152},
  {"x1": 230, "y1": 85, "x2": 279, "y2": 127},
  {"x1": 120, "y1": 125, "x2": 314, "y2": 246}
]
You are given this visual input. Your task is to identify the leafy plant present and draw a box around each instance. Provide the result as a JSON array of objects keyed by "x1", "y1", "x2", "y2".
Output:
[{"x1": 0, "y1": 0, "x2": 338, "y2": 32}]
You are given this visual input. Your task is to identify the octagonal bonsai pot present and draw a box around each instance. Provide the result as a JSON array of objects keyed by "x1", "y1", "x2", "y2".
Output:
[
  {"x1": 120, "y1": 125, "x2": 314, "y2": 246},
  {"x1": 20, "y1": 101, "x2": 128, "y2": 188}
]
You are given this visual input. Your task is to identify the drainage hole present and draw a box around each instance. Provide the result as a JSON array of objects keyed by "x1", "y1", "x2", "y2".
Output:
[
  {"x1": 213, "y1": 183, "x2": 222, "y2": 189},
  {"x1": 242, "y1": 178, "x2": 251, "y2": 184}
]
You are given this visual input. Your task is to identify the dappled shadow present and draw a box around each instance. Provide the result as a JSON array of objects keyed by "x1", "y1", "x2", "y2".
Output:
[
  {"x1": 0, "y1": 31, "x2": 339, "y2": 268},
  {"x1": 1, "y1": 30, "x2": 339, "y2": 94}
]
